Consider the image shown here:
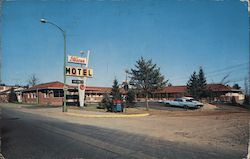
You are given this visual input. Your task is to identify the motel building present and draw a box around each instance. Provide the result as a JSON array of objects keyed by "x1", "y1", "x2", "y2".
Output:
[
  {"x1": 20, "y1": 81, "x2": 244, "y2": 106},
  {"x1": 21, "y1": 81, "x2": 111, "y2": 106}
]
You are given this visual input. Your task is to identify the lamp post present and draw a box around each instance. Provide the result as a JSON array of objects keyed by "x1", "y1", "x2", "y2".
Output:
[
  {"x1": 248, "y1": 1, "x2": 250, "y2": 107},
  {"x1": 40, "y1": 18, "x2": 67, "y2": 112}
]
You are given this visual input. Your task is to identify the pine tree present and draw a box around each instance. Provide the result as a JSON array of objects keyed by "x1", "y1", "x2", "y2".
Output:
[
  {"x1": 130, "y1": 57, "x2": 167, "y2": 110},
  {"x1": 232, "y1": 83, "x2": 241, "y2": 89},
  {"x1": 187, "y1": 67, "x2": 207, "y2": 99},
  {"x1": 198, "y1": 67, "x2": 207, "y2": 98},
  {"x1": 187, "y1": 71, "x2": 199, "y2": 99},
  {"x1": 111, "y1": 78, "x2": 121, "y2": 100}
]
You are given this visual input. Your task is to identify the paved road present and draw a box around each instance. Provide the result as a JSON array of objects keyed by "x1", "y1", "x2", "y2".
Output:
[{"x1": 0, "y1": 107, "x2": 246, "y2": 159}]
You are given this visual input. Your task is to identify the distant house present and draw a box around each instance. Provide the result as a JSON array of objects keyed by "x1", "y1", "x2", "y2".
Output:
[
  {"x1": 0, "y1": 85, "x2": 12, "y2": 93},
  {"x1": 0, "y1": 89, "x2": 10, "y2": 103},
  {"x1": 0, "y1": 85, "x2": 27, "y2": 103},
  {"x1": 206, "y1": 84, "x2": 244, "y2": 102}
]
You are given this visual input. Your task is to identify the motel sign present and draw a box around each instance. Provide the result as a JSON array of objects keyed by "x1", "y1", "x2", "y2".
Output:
[
  {"x1": 68, "y1": 55, "x2": 87, "y2": 65},
  {"x1": 65, "y1": 66, "x2": 93, "y2": 78}
]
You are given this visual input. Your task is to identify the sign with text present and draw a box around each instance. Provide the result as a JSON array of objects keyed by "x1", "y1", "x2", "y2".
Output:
[
  {"x1": 68, "y1": 55, "x2": 87, "y2": 65},
  {"x1": 65, "y1": 66, "x2": 93, "y2": 78},
  {"x1": 80, "y1": 84, "x2": 86, "y2": 90},
  {"x1": 72, "y1": 79, "x2": 84, "y2": 84}
]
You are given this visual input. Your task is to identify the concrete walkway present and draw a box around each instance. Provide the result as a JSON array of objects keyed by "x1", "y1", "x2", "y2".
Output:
[{"x1": 3, "y1": 103, "x2": 150, "y2": 118}]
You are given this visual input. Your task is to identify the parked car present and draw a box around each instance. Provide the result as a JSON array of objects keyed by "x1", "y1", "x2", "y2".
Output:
[{"x1": 163, "y1": 97, "x2": 203, "y2": 109}]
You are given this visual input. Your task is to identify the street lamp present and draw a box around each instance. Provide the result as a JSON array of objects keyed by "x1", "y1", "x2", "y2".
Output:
[{"x1": 40, "y1": 18, "x2": 67, "y2": 112}]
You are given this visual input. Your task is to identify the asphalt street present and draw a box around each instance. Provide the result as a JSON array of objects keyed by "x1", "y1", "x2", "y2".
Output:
[{"x1": 0, "y1": 107, "x2": 246, "y2": 159}]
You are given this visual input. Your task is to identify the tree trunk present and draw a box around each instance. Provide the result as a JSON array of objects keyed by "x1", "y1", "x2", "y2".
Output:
[{"x1": 146, "y1": 93, "x2": 149, "y2": 111}]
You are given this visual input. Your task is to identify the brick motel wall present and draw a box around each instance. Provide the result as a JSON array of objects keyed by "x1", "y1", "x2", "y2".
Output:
[{"x1": 22, "y1": 91, "x2": 63, "y2": 106}]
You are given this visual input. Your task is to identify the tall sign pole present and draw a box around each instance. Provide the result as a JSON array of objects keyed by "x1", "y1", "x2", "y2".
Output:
[
  {"x1": 78, "y1": 51, "x2": 84, "y2": 107},
  {"x1": 63, "y1": 31, "x2": 67, "y2": 112},
  {"x1": 78, "y1": 51, "x2": 86, "y2": 107},
  {"x1": 81, "y1": 50, "x2": 90, "y2": 107},
  {"x1": 73, "y1": 50, "x2": 91, "y2": 108}
]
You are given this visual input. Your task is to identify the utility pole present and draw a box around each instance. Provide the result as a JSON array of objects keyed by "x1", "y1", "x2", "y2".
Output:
[
  {"x1": 248, "y1": 0, "x2": 250, "y2": 105},
  {"x1": 0, "y1": 0, "x2": 2, "y2": 85}
]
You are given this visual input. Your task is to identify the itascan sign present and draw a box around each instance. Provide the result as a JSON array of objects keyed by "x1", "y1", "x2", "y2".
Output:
[{"x1": 68, "y1": 55, "x2": 87, "y2": 65}]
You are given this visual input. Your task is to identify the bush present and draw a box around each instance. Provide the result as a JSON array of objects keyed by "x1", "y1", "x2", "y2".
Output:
[
  {"x1": 96, "y1": 102, "x2": 104, "y2": 109},
  {"x1": 100, "y1": 93, "x2": 113, "y2": 110}
]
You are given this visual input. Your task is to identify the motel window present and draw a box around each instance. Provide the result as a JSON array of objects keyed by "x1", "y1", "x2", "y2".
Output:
[{"x1": 54, "y1": 90, "x2": 64, "y2": 97}]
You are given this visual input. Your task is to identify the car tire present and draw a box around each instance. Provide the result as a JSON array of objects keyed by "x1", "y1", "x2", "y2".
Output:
[
  {"x1": 184, "y1": 105, "x2": 188, "y2": 110},
  {"x1": 165, "y1": 103, "x2": 170, "y2": 106}
]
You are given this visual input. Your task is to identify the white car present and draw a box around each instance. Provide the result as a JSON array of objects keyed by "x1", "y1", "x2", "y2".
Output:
[{"x1": 163, "y1": 97, "x2": 203, "y2": 109}]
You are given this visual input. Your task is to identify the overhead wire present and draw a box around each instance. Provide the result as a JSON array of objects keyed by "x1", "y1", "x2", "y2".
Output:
[{"x1": 168, "y1": 62, "x2": 248, "y2": 84}]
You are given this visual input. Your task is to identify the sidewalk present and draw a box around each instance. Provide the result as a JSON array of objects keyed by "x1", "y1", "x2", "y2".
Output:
[{"x1": 15, "y1": 103, "x2": 150, "y2": 118}]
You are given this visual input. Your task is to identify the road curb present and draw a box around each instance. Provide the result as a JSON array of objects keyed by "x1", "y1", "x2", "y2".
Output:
[{"x1": 65, "y1": 112, "x2": 150, "y2": 118}]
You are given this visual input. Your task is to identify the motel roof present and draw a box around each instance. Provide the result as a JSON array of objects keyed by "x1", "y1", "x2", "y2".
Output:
[
  {"x1": 155, "y1": 84, "x2": 240, "y2": 93},
  {"x1": 23, "y1": 81, "x2": 111, "y2": 93},
  {"x1": 206, "y1": 84, "x2": 236, "y2": 92},
  {"x1": 22, "y1": 81, "x2": 241, "y2": 94},
  {"x1": 156, "y1": 86, "x2": 187, "y2": 93}
]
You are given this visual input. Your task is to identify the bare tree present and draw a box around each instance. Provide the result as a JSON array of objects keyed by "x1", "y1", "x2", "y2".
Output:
[{"x1": 28, "y1": 74, "x2": 39, "y2": 87}]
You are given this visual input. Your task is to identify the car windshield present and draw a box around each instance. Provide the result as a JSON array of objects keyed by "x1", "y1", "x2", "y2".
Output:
[{"x1": 174, "y1": 98, "x2": 182, "y2": 102}]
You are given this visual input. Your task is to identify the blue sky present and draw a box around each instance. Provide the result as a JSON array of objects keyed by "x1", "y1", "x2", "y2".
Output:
[{"x1": 1, "y1": 0, "x2": 249, "y2": 88}]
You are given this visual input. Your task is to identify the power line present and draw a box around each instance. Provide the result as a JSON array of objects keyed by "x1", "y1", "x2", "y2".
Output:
[
  {"x1": 171, "y1": 62, "x2": 247, "y2": 80},
  {"x1": 206, "y1": 62, "x2": 247, "y2": 74}
]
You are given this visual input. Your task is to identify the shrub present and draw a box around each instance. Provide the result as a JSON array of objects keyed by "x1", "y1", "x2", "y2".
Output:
[{"x1": 100, "y1": 93, "x2": 113, "y2": 110}]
